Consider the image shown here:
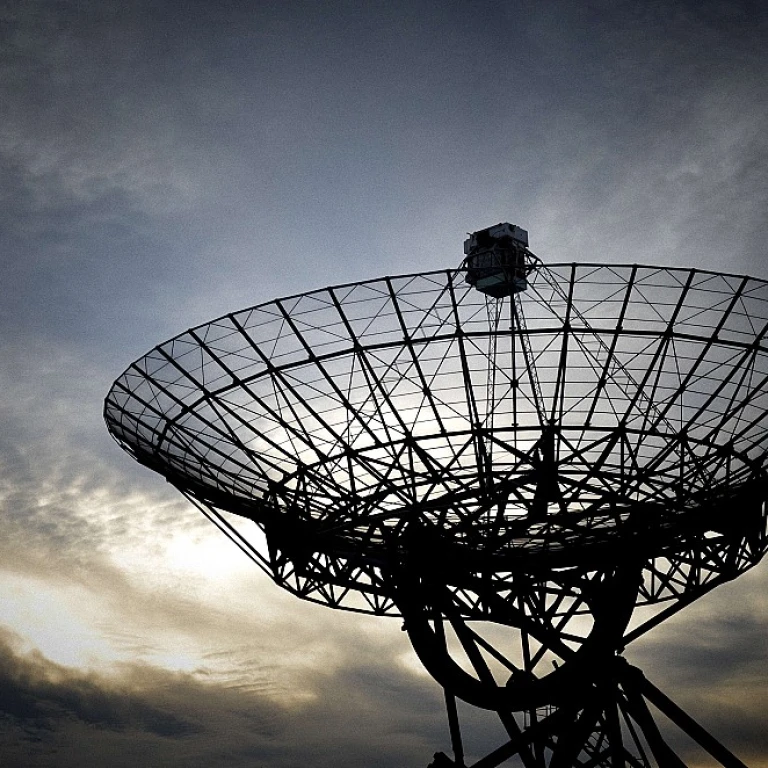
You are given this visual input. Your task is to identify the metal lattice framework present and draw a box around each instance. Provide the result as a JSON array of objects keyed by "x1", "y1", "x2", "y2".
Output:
[{"x1": 106, "y1": 261, "x2": 768, "y2": 767}]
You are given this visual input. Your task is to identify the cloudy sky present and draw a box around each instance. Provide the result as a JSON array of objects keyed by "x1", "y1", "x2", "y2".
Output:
[{"x1": 1, "y1": 1, "x2": 767, "y2": 766}]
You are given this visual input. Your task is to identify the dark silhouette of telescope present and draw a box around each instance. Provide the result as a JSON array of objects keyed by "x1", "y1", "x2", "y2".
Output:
[{"x1": 106, "y1": 224, "x2": 768, "y2": 766}]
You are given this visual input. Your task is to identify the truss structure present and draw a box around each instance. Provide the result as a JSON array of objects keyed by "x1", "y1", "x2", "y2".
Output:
[{"x1": 106, "y1": 262, "x2": 768, "y2": 766}]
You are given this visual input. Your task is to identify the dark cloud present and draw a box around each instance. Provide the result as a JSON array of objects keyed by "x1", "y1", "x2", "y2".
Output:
[
  {"x1": 0, "y1": 624, "x2": 451, "y2": 768},
  {"x1": 0, "y1": 625, "x2": 273, "y2": 768},
  {"x1": 0, "y1": 628, "x2": 201, "y2": 738}
]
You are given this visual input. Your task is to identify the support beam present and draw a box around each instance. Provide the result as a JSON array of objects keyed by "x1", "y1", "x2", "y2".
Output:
[{"x1": 625, "y1": 664, "x2": 748, "y2": 768}]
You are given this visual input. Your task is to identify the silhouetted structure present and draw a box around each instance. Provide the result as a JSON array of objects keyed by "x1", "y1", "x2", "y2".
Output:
[{"x1": 106, "y1": 225, "x2": 768, "y2": 766}]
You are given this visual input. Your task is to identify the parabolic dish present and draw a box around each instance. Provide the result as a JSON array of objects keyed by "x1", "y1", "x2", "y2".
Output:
[{"x1": 105, "y1": 263, "x2": 768, "y2": 612}]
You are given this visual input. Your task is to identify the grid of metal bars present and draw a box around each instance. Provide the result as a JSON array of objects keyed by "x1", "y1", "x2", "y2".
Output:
[
  {"x1": 105, "y1": 260, "x2": 768, "y2": 767},
  {"x1": 105, "y1": 263, "x2": 768, "y2": 613}
]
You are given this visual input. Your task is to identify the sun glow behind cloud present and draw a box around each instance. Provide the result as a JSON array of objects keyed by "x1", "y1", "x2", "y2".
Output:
[{"x1": 0, "y1": 572, "x2": 118, "y2": 670}]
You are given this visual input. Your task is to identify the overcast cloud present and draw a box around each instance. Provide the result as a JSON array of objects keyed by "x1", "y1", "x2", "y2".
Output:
[{"x1": 1, "y1": 1, "x2": 767, "y2": 766}]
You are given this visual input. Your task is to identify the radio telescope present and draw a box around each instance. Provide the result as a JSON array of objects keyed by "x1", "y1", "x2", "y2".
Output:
[{"x1": 105, "y1": 223, "x2": 768, "y2": 767}]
